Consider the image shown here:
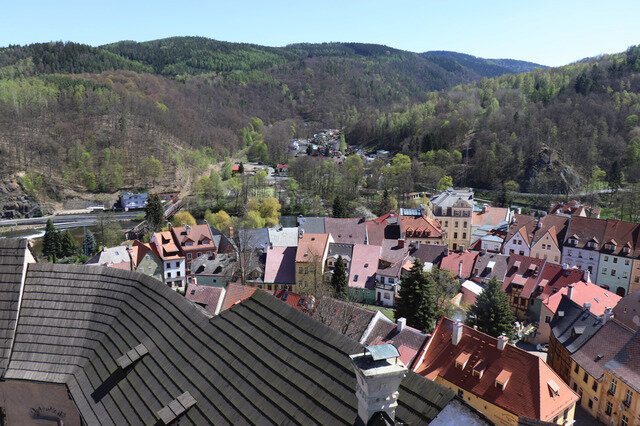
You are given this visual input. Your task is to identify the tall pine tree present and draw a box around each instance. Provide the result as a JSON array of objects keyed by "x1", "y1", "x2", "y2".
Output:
[
  {"x1": 394, "y1": 259, "x2": 437, "y2": 332},
  {"x1": 60, "y1": 230, "x2": 78, "y2": 257},
  {"x1": 145, "y1": 194, "x2": 164, "y2": 232},
  {"x1": 42, "y1": 219, "x2": 61, "y2": 262},
  {"x1": 330, "y1": 255, "x2": 348, "y2": 300},
  {"x1": 467, "y1": 277, "x2": 515, "y2": 338},
  {"x1": 83, "y1": 229, "x2": 97, "y2": 256},
  {"x1": 332, "y1": 195, "x2": 348, "y2": 218}
]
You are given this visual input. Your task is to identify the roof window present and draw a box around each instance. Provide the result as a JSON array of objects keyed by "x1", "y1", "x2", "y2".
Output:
[
  {"x1": 117, "y1": 343, "x2": 149, "y2": 369},
  {"x1": 495, "y1": 369, "x2": 512, "y2": 390},
  {"x1": 547, "y1": 380, "x2": 560, "y2": 397},
  {"x1": 157, "y1": 392, "x2": 197, "y2": 424}
]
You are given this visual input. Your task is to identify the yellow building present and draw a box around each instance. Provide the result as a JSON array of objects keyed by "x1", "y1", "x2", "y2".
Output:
[
  {"x1": 414, "y1": 318, "x2": 578, "y2": 426},
  {"x1": 428, "y1": 189, "x2": 474, "y2": 251},
  {"x1": 598, "y1": 371, "x2": 640, "y2": 426},
  {"x1": 568, "y1": 316, "x2": 635, "y2": 423},
  {"x1": 629, "y1": 259, "x2": 640, "y2": 295},
  {"x1": 295, "y1": 232, "x2": 332, "y2": 292}
]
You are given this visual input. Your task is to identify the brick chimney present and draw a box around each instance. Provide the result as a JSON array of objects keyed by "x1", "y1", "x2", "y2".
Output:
[
  {"x1": 350, "y1": 344, "x2": 407, "y2": 424},
  {"x1": 452, "y1": 322, "x2": 463, "y2": 345},
  {"x1": 397, "y1": 239, "x2": 405, "y2": 249}
]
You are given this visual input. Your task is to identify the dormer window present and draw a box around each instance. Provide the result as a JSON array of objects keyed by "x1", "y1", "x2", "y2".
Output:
[
  {"x1": 548, "y1": 379, "x2": 560, "y2": 397},
  {"x1": 568, "y1": 238, "x2": 578, "y2": 245},
  {"x1": 455, "y1": 352, "x2": 471, "y2": 370},
  {"x1": 495, "y1": 370, "x2": 511, "y2": 390},
  {"x1": 185, "y1": 241, "x2": 193, "y2": 246},
  {"x1": 472, "y1": 360, "x2": 486, "y2": 378},
  {"x1": 587, "y1": 241, "x2": 597, "y2": 249},
  {"x1": 623, "y1": 246, "x2": 631, "y2": 254}
]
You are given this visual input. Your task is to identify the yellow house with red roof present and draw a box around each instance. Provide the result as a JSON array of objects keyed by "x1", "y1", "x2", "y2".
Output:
[
  {"x1": 413, "y1": 317, "x2": 578, "y2": 425},
  {"x1": 295, "y1": 232, "x2": 332, "y2": 292}
]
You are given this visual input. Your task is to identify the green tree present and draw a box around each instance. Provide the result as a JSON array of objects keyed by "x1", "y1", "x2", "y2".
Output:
[
  {"x1": 42, "y1": 219, "x2": 61, "y2": 262},
  {"x1": 394, "y1": 259, "x2": 437, "y2": 332},
  {"x1": 83, "y1": 229, "x2": 97, "y2": 256},
  {"x1": 144, "y1": 155, "x2": 163, "y2": 185},
  {"x1": 60, "y1": 230, "x2": 78, "y2": 257},
  {"x1": 145, "y1": 194, "x2": 164, "y2": 232},
  {"x1": 221, "y1": 162, "x2": 233, "y2": 180},
  {"x1": 332, "y1": 195, "x2": 348, "y2": 218},
  {"x1": 467, "y1": 277, "x2": 515, "y2": 338},
  {"x1": 172, "y1": 211, "x2": 196, "y2": 227},
  {"x1": 437, "y1": 175, "x2": 453, "y2": 191},
  {"x1": 330, "y1": 255, "x2": 348, "y2": 300},
  {"x1": 608, "y1": 160, "x2": 624, "y2": 191},
  {"x1": 238, "y1": 162, "x2": 245, "y2": 174},
  {"x1": 206, "y1": 209, "x2": 233, "y2": 233},
  {"x1": 378, "y1": 189, "x2": 398, "y2": 215}
]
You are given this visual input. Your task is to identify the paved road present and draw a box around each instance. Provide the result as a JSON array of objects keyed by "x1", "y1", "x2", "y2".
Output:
[{"x1": 0, "y1": 211, "x2": 142, "y2": 230}]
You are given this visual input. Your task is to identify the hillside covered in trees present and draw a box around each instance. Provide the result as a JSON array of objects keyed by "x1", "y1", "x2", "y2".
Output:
[
  {"x1": 346, "y1": 45, "x2": 640, "y2": 194},
  {"x1": 0, "y1": 37, "x2": 543, "y2": 200}
]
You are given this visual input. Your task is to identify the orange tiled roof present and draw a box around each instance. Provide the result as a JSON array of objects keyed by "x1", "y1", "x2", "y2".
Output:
[
  {"x1": 472, "y1": 206, "x2": 509, "y2": 227},
  {"x1": 401, "y1": 215, "x2": 443, "y2": 239},
  {"x1": 153, "y1": 231, "x2": 182, "y2": 260},
  {"x1": 440, "y1": 251, "x2": 478, "y2": 279},
  {"x1": 172, "y1": 224, "x2": 215, "y2": 250},
  {"x1": 219, "y1": 283, "x2": 258, "y2": 312},
  {"x1": 415, "y1": 317, "x2": 578, "y2": 421},
  {"x1": 295, "y1": 233, "x2": 330, "y2": 263}
]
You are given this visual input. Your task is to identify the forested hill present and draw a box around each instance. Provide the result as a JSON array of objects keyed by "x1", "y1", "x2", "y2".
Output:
[
  {"x1": 0, "y1": 37, "x2": 545, "y2": 201},
  {"x1": 346, "y1": 45, "x2": 640, "y2": 194},
  {"x1": 422, "y1": 51, "x2": 545, "y2": 77}
]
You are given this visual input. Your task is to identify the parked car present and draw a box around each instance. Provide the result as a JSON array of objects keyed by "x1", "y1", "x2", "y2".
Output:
[{"x1": 536, "y1": 343, "x2": 549, "y2": 352}]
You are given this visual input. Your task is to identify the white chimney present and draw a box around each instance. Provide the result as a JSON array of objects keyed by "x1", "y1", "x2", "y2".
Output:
[
  {"x1": 603, "y1": 307, "x2": 613, "y2": 324},
  {"x1": 452, "y1": 322, "x2": 463, "y2": 346},
  {"x1": 567, "y1": 284, "x2": 574, "y2": 301},
  {"x1": 397, "y1": 318, "x2": 406, "y2": 332},
  {"x1": 497, "y1": 335, "x2": 508, "y2": 351},
  {"x1": 186, "y1": 225, "x2": 191, "y2": 235},
  {"x1": 350, "y1": 345, "x2": 408, "y2": 424},
  {"x1": 583, "y1": 302, "x2": 591, "y2": 311},
  {"x1": 458, "y1": 261, "x2": 463, "y2": 278},
  {"x1": 584, "y1": 270, "x2": 591, "y2": 283}
]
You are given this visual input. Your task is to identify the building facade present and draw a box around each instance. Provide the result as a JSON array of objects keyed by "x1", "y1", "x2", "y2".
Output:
[{"x1": 428, "y1": 189, "x2": 474, "y2": 251}]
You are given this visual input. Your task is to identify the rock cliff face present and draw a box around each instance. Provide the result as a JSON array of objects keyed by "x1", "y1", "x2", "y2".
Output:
[{"x1": 0, "y1": 178, "x2": 42, "y2": 218}]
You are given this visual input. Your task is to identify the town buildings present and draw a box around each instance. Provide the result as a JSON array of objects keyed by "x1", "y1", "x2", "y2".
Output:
[
  {"x1": 119, "y1": 192, "x2": 148, "y2": 210},
  {"x1": 428, "y1": 188, "x2": 474, "y2": 251},
  {"x1": 150, "y1": 230, "x2": 186, "y2": 290},
  {"x1": 171, "y1": 224, "x2": 216, "y2": 275},
  {"x1": 414, "y1": 317, "x2": 579, "y2": 425}
]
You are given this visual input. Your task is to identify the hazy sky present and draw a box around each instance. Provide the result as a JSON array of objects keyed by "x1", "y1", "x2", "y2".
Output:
[{"x1": 2, "y1": 0, "x2": 639, "y2": 66}]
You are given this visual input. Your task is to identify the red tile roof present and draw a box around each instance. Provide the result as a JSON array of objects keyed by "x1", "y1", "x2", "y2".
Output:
[
  {"x1": 502, "y1": 254, "x2": 545, "y2": 294},
  {"x1": 439, "y1": 251, "x2": 478, "y2": 279},
  {"x1": 401, "y1": 215, "x2": 443, "y2": 239},
  {"x1": 295, "y1": 233, "x2": 330, "y2": 263},
  {"x1": 171, "y1": 224, "x2": 215, "y2": 251},
  {"x1": 530, "y1": 263, "x2": 586, "y2": 301},
  {"x1": 272, "y1": 289, "x2": 312, "y2": 313},
  {"x1": 415, "y1": 317, "x2": 578, "y2": 421},
  {"x1": 109, "y1": 261, "x2": 132, "y2": 271},
  {"x1": 472, "y1": 206, "x2": 510, "y2": 227},
  {"x1": 153, "y1": 231, "x2": 182, "y2": 260},
  {"x1": 264, "y1": 246, "x2": 296, "y2": 284},
  {"x1": 365, "y1": 212, "x2": 401, "y2": 246},
  {"x1": 131, "y1": 240, "x2": 158, "y2": 267},
  {"x1": 349, "y1": 244, "x2": 380, "y2": 289},
  {"x1": 543, "y1": 281, "x2": 620, "y2": 316},
  {"x1": 219, "y1": 283, "x2": 258, "y2": 312},
  {"x1": 600, "y1": 219, "x2": 640, "y2": 257}
]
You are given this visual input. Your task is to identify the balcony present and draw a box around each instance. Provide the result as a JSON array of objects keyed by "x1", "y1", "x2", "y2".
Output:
[{"x1": 376, "y1": 282, "x2": 395, "y2": 291}]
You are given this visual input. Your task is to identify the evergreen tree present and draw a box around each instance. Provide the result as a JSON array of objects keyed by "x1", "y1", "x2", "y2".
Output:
[
  {"x1": 330, "y1": 255, "x2": 348, "y2": 300},
  {"x1": 42, "y1": 219, "x2": 61, "y2": 262},
  {"x1": 467, "y1": 277, "x2": 515, "y2": 338},
  {"x1": 394, "y1": 259, "x2": 437, "y2": 332},
  {"x1": 238, "y1": 162, "x2": 244, "y2": 174},
  {"x1": 332, "y1": 195, "x2": 348, "y2": 218},
  {"x1": 83, "y1": 229, "x2": 97, "y2": 256},
  {"x1": 145, "y1": 194, "x2": 164, "y2": 232},
  {"x1": 60, "y1": 230, "x2": 78, "y2": 257}
]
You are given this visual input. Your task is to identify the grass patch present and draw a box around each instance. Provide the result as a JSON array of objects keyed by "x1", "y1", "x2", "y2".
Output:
[{"x1": 357, "y1": 303, "x2": 395, "y2": 321}]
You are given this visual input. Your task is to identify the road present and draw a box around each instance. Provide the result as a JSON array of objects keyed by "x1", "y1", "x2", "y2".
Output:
[{"x1": 0, "y1": 211, "x2": 142, "y2": 231}]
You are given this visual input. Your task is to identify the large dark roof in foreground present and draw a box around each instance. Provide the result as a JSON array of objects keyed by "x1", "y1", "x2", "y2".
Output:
[{"x1": 0, "y1": 238, "x2": 465, "y2": 425}]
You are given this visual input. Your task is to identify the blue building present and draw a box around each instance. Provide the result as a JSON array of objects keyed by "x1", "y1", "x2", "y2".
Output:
[{"x1": 120, "y1": 193, "x2": 148, "y2": 210}]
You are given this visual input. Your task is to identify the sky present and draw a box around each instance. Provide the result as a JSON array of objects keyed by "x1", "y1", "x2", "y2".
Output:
[{"x1": 1, "y1": 0, "x2": 640, "y2": 66}]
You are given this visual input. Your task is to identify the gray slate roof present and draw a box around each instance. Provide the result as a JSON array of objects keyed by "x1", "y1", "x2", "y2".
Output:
[
  {"x1": 0, "y1": 239, "x2": 466, "y2": 425},
  {"x1": 267, "y1": 227, "x2": 299, "y2": 247},
  {"x1": 0, "y1": 239, "x2": 28, "y2": 374},
  {"x1": 297, "y1": 216, "x2": 326, "y2": 233},
  {"x1": 550, "y1": 295, "x2": 604, "y2": 354}
]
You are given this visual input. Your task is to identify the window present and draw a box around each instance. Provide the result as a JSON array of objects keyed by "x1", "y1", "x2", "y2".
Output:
[
  {"x1": 167, "y1": 272, "x2": 172, "y2": 278},
  {"x1": 383, "y1": 293, "x2": 390, "y2": 299},
  {"x1": 614, "y1": 257, "x2": 618, "y2": 263},
  {"x1": 463, "y1": 221, "x2": 467, "y2": 228},
  {"x1": 568, "y1": 249, "x2": 573, "y2": 256},
  {"x1": 187, "y1": 253, "x2": 192, "y2": 260},
  {"x1": 574, "y1": 363, "x2": 579, "y2": 373},
  {"x1": 197, "y1": 252, "x2": 202, "y2": 257},
  {"x1": 545, "y1": 315, "x2": 552, "y2": 323},
  {"x1": 462, "y1": 233, "x2": 466, "y2": 239},
  {"x1": 458, "y1": 389, "x2": 463, "y2": 397},
  {"x1": 605, "y1": 256, "x2": 609, "y2": 261},
  {"x1": 583, "y1": 372, "x2": 588, "y2": 383},
  {"x1": 445, "y1": 221, "x2": 449, "y2": 227},
  {"x1": 177, "y1": 271, "x2": 180, "y2": 277},
  {"x1": 166, "y1": 262, "x2": 171, "y2": 268},
  {"x1": 622, "y1": 414, "x2": 629, "y2": 426},
  {"x1": 625, "y1": 260, "x2": 630, "y2": 265},
  {"x1": 588, "y1": 399, "x2": 593, "y2": 409},
  {"x1": 611, "y1": 269, "x2": 616, "y2": 276},
  {"x1": 455, "y1": 221, "x2": 459, "y2": 228},
  {"x1": 603, "y1": 268, "x2": 608, "y2": 274},
  {"x1": 589, "y1": 253, "x2": 594, "y2": 260},
  {"x1": 454, "y1": 232, "x2": 458, "y2": 239},
  {"x1": 592, "y1": 381, "x2": 598, "y2": 392},
  {"x1": 609, "y1": 378, "x2": 617, "y2": 395},
  {"x1": 175, "y1": 262, "x2": 179, "y2": 268},
  {"x1": 605, "y1": 401, "x2": 613, "y2": 416},
  {"x1": 624, "y1": 389, "x2": 633, "y2": 406},
  {"x1": 519, "y1": 251, "x2": 524, "y2": 255},
  {"x1": 298, "y1": 267, "x2": 302, "y2": 274}
]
